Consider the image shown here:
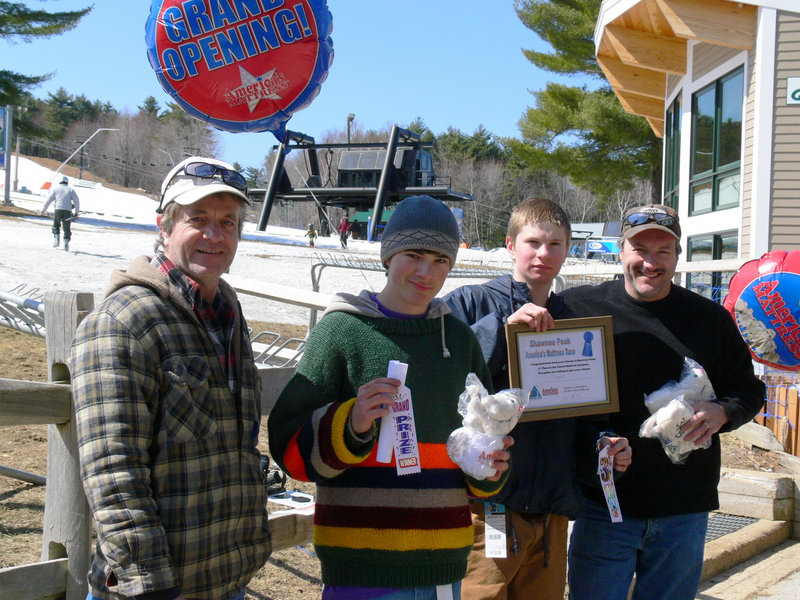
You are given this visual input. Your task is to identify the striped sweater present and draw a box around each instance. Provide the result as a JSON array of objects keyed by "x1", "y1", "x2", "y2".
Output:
[{"x1": 268, "y1": 291, "x2": 506, "y2": 587}]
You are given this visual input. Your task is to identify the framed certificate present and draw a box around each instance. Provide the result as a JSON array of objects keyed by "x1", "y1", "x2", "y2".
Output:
[{"x1": 505, "y1": 316, "x2": 619, "y2": 421}]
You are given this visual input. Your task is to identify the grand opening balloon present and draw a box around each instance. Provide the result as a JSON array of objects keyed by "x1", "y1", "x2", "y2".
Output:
[
  {"x1": 723, "y1": 250, "x2": 800, "y2": 371},
  {"x1": 146, "y1": 0, "x2": 333, "y2": 139}
]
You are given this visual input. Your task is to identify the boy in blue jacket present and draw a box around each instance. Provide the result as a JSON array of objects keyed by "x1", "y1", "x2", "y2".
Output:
[{"x1": 445, "y1": 198, "x2": 630, "y2": 600}]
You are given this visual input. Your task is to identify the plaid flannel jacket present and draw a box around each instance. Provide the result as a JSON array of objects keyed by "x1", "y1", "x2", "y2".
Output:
[{"x1": 70, "y1": 256, "x2": 270, "y2": 599}]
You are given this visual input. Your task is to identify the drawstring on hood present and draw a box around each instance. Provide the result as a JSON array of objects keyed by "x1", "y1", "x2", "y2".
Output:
[
  {"x1": 440, "y1": 315, "x2": 451, "y2": 358},
  {"x1": 324, "y1": 290, "x2": 454, "y2": 359}
]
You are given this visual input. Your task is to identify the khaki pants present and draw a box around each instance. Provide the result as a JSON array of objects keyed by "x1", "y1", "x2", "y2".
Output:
[{"x1": 462, "y1": 502, "x2": 568, "y2": 600}]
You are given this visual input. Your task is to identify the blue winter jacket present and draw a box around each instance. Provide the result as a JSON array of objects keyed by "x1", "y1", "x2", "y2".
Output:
[{"x1": 444, "y1": 275, "x2": 584, "y2": 518}]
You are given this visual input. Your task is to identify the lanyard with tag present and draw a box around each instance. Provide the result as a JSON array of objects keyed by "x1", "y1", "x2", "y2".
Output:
[
  {"x1": 435, "y1": 584, "x2": 454, "y2": 600},
  {"x1": 598, "y1": 446, "x2": 623, "y2": 523},
  {"x1": 484, "y1": 502, "x2": 507, "y2": 558}
]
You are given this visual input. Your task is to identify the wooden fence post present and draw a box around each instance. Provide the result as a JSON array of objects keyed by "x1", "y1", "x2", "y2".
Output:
[{"x1": 41, "y1": 291, "x2": 94, "y2": 600}]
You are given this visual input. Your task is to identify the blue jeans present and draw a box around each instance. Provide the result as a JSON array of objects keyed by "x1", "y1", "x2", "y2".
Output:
[
  {"x1": 322, "y1": 582, "x2": 461, "y2": 600},
  {"x1": 568, "y1": 499, "x2": 708, "y2": 600}
]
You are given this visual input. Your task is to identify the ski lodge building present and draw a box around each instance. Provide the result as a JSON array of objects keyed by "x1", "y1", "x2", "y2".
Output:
[{"x1": 594, "y1": 0, "x2": 800, "y2": 277}]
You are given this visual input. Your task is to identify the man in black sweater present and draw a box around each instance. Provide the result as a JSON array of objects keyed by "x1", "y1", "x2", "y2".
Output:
[{"x1": 560, "y1": 204, "x2": 765, "y2": 600}]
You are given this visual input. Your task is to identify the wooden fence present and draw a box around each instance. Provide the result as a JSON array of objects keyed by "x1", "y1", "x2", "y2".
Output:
[
  {"x1": 0, "y1": 289, "x2": 313, "y2": 600},
  {"x1": 756, "y1": 369, "x2": 800, "y2": 458}
]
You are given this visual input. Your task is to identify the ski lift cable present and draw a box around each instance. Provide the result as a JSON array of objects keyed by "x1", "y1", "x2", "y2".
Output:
[{"x1": 289, "y1": 162, "x2": 332, "y2": 225}]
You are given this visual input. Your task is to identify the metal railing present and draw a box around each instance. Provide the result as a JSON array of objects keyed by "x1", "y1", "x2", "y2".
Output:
[
  {"x1": 310, "y1": 252, "x2": 513, "y2": 289},
  {"x1": 556, "y1": 257, "x2": 744, "y2": 302},
  {"x1": 0, "y1": 256, "x2": 750, "y2": 371},
  {"x1": 251, "y1": 330, "x2": 307, "y2": 368},
  {"x1": 0, "y1": 284, "x2": 45, "y2": 337},
  {"x1": 308, "y1": 252, "x2": 514, "y2": 329}
]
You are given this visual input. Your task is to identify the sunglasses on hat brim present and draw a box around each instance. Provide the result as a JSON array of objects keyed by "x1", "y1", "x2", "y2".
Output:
[
  {"x1": 157, "y1": 162, "x2": 248, "y2": 213},
  {"x1": 624, "y1": 212, "x2": 677, "y2": 229}
]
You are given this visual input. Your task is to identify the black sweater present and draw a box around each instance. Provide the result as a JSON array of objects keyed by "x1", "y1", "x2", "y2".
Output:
[{"x1": 560, "y1": 279, "x2": 765, "y2": 518}]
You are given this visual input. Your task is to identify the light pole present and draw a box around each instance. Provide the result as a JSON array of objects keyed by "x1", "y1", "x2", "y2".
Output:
[
  {"x1": 13, "y1": 135, "x2": 20, "y2": 193},
  {"x1": 158, "y1": 148, "x2": 174, "y2": 166},
  {"x1": 346, "y1": 113, "x2": 355, "y2": 144},
  {"x1": 51, "y1": 127, "x2": 119, "y2": 183},
  {"x1": 74, "y1": 136, "x2": 87, "y2": 178},
  {"x1": 2, "y1": 105, "x2": 11, "y2": 204},
  {"x1": 13, "y1": 105, "x2": 26, "y2": 192}
]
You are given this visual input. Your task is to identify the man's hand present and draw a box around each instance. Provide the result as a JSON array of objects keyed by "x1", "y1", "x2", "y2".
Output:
[
  {"x1": 507, "y1": 303, "x2": 553, "y2": 332},
  {"x1": 599, "y1": 436, "x2": 632, "y2": 472},
  {"x1": 349, "y1": 377, "x2": 400, "y2": 435},
  {"x1": 681, "y1": 401, "x2": 729, "y2": 446},
  {"x1": 484, "y1": 436, "x2": 515, "y2": 482},
  {"x1": 40, "y1": 210, "x2": 46, "y2": 216}
]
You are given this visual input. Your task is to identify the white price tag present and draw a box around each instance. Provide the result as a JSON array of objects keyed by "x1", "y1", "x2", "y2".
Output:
[{"x1": 484, "y1": 502, "x2": 507, "y2": 558}]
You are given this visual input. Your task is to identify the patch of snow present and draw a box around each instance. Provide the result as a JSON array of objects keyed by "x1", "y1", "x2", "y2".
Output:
[{"x1": 2, "y1": 157, "x2": 504, "y2": 326}]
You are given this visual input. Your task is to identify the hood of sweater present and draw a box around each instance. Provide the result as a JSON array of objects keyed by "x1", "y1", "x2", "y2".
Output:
[
  {"x1": 323, "y1": 289, "x2": 454, "y2": 358},
  {"x1": 323, "y1": 289, "x2": 451, "y2": 319},
  {"x1": 104, "y1": 255, "x2": 240, "y2": 317}
]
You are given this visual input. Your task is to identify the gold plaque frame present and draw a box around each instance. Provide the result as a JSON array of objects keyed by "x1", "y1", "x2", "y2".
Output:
[{"x1": 506, "y1": 316, "x2": 619, "y2": 422}]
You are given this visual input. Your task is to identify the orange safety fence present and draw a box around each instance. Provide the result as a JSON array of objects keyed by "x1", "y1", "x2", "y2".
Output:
[{"x1": 755, "y1": 368, "x2": 800, "y2": 457}]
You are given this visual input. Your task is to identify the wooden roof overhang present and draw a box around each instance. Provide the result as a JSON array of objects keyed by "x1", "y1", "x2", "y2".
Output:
[{"x1": 595, "y1": 0, "x2": 757, "y2": 137}]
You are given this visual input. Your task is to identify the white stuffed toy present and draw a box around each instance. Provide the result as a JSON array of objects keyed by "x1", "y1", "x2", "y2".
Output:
[
  {"x1": 639, "y1": 358, "x2": 715, "y2": 464},
  {"x1": 447, "y1": 373, "x2": 527, "y2": 479}
]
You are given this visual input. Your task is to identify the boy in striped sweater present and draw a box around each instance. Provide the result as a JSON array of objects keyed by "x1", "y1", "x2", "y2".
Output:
[{"x1": 268, "y1": 196, "x2": 512, "y2": 600}]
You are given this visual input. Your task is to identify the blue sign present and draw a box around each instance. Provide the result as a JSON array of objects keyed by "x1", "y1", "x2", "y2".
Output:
[{"x1": 585, "y1": 238, "x2": 619, "y2": 255}]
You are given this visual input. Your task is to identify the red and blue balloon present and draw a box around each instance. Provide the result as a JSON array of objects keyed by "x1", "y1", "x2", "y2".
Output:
[
  {"x1": 146, "y1": 0, "x2": 333, "y2": 140},
  {"x1": 724, "y1": 250, "x2": 800, "y2": 371}
]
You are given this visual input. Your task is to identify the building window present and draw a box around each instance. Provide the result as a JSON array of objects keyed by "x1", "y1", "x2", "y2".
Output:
[
  {"x1": 689, "y1": 67, "x2": 743, "y2": 215},
  {"x1": 686, "y1": 231, "x2": 738, "y2": 302},
  {"x1": 663, "y1": 95, "x2": 681, "y2": 211}
]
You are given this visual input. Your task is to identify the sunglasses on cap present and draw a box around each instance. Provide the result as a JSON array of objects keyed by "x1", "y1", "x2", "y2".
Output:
[
  {"x1": 624, "y1": 211, "x2": 678, "y2": 228},
  {"x1": 157, "y1": 162, "x2": 248, "y2": 213}
]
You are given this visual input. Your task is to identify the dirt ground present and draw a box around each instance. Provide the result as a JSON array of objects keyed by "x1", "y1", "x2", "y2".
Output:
[{"x1": 0, "y1": 203, "x2": 788, "y2": 597}]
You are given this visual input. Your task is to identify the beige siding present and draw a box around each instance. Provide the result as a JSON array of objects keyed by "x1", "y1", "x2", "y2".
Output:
[
  {"x1": 771, "y1": 11, "x2": 800, "y2": 250},
  {"x1": 693, "y1": 44, "x2": 740, "y2": 83},
  {"x1": 741, "y1": 47, "x2": 757, "y2": 258}
]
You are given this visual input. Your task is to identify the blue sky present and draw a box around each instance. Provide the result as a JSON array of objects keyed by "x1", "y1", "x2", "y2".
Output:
[{"x1": 4, "y1": 1, "x2": 588, "y2": 169}]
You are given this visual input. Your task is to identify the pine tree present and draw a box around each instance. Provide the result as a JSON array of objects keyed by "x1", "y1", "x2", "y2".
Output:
[
  {"x1": 0, "y1": 2, "x2": 91, "y2": 106},
  {"x1": 513, "y1": 0, "x2": 661, "y2": 204},
  {"x1": 138, "y1": 96, "x2": 163, "y2": 120}
]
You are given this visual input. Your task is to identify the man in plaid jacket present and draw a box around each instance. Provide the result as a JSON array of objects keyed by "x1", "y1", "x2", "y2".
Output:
[{"x1": 70, "y1": 157, "x2": 271, "y2": 600}]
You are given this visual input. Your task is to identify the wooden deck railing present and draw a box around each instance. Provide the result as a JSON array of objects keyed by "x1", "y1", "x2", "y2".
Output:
[{"x1": 0, "y1": 290, "x2": 313, "y2": 600}]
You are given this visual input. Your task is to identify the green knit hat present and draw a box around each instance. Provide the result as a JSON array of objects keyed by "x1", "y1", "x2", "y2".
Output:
[{"x1": 380, "y1": 195, "x2": 460, "y2": 267}]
